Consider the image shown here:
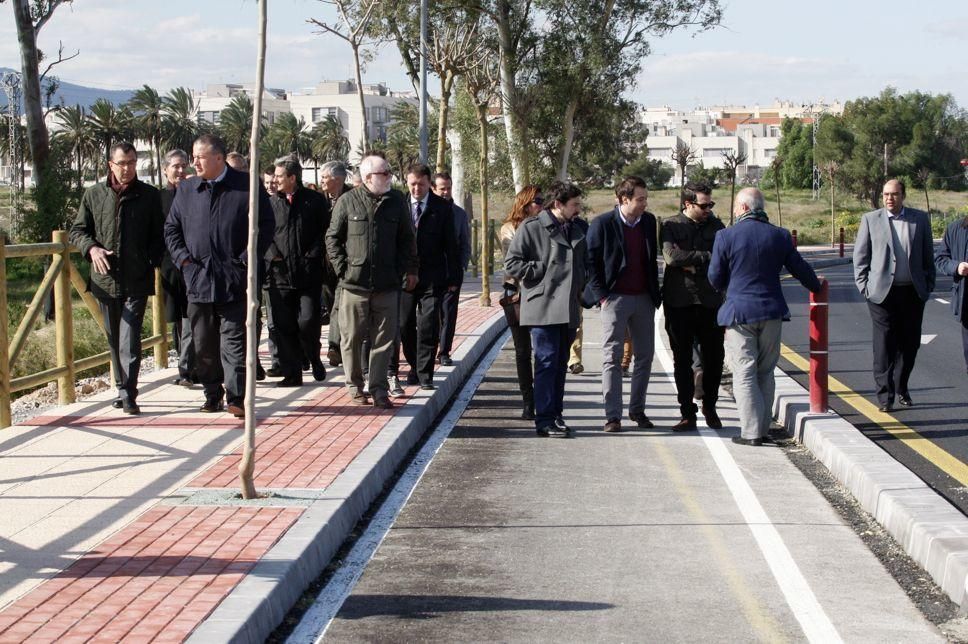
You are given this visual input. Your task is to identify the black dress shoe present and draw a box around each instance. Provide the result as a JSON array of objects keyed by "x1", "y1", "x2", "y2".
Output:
[
  {"x1": 301, "y1": 358, "x2": 310, "y2": 371},
  {"x1": 122, "y1": 400, "x2": 140, "y2": 415},
  {"x1": 732, "y1": 436, "x2": 764, "y2": 446},
  {"x1": 406, "y1": 372, "x2": 420, "y2": 386},
  {"x1": 521, "y1": 402, "x2": 535, "y2": 420},
  {"x1": 266, "y1": 365, "x2": 282, "y2": 378},
  {"x1": 898, "y1": 396, "x2": 913, "y2": 407},
  {"x1": 536, "y1": 425, "x2": 551, "y2": 437},
  {"x1": 439, "y1": 353, "x2": 453, "y2": 367},
  {"x1": 173, "y1": 377, "x2": 195, "y2": 387},
  {"x1": 701, "y1": 406, "x2": 723, "y2": 430},
  {"x1": 277, "y1": 376, "x2": 303, "y2": 387},
  {"x1": 311, "y1": 360, "x2": 327, "y2": 382},
  {"x1": 112, "y1": 399, "x2": 123, "y2": 409},
  {"x1": 629, "y1": 412, "x2": 654, "y2": 429},
  {"x1": 878, "y1": 402, "x2": 893, "y2": 412},
  {"x1": 200, "y1": 398, "x2": 224, "y2": 413},
  {"x1": 256, "y1": 364, "x2": 266, "y2": 381}
]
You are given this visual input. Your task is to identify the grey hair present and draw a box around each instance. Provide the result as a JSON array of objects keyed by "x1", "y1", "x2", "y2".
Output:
[
  {"x1": 320, "y1": 161, "x2": 348, "y2": 179},
  {"x1": 359, "y1": 155, "x2": 388, "y2": 178},
  {"x1": 274, "y1": 155, "x2": 303, "y2": 184},
  {"x1": 226, "y1": 151, "x2": 248, "y2": 171},
  {"x1": 163, "y1": 149, "x2": 189, "y2": 168},
  {"x1": 736, "y1": 187, "x2": 765, "y2": 212}
]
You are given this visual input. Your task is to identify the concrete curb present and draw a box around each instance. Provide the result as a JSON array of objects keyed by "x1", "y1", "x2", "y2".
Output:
[
  {"x1": 188, "y1": 311, "x2": 509, "y2": 643},
  {"x1": 772, "y1": 369, "x2": 968, "y2": 609}
]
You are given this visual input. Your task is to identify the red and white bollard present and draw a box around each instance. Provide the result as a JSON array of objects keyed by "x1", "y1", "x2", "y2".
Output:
[
  {"x1": 791, "y1": 229, "x2": 798, "y2": 249},
  {"x1": 839, "y1": 227, "x2": 845, "y2": 258},
  {"x1": 809, "y1": 278, "x2": 829, "y2": 413}
]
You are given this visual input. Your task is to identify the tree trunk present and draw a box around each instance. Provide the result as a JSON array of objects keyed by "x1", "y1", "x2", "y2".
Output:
[
  {"x1": 155, "y1": 140, "x2": 162, "y2": 187},
  {"x1": 775, "y1": 182, "x2": 782, "y2": 228},
  {"x1": 830, "y1": 172, "x2": 836, "y2": 246},
  {"x1": 11, "y1": 0, "x2": 50, "y2": 192},
  {"x1": 728, "y1": 174, "x2": 736, "y2": 221},
  {"x1": 557, "y1": 98, "x2": 579, "y2": 181},
  {"x1": 495, "y1": 6, "x2": 528, "y2": 192},
  {"x1": 435, "y1": 73, "x2": 454, "y2": 172},
  {"x1": 352, "y1": 43, "x2": 369, "y2": 161},
  {"x1": 477, "y1": 105, "x2": 491, "y2": 307},
  {"x1": 923, "y1": 187, "x2": 930, "y2": 213}
]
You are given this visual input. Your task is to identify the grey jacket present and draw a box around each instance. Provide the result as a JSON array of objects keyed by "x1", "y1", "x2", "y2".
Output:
[
  {"x1": 504, "y1": 210, "x2": 587, "y2": 328},
  {"x1": 853, "y1": 207, "x2": 935, "y2": 303}
]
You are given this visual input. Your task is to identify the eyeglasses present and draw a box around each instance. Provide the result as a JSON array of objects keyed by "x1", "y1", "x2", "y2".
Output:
[
  {"x1": 369, "y1": 171, "x2": 391, "y2": 178},
  {"x1": 693, "y1": 201, "x2": 715, "y2": 210},
  {"x1": 532, "y1": 197, "x2": 544, "y2": 206},
  {"x1": 110, "y1": 160, "x2": 138, "y2": 168}
]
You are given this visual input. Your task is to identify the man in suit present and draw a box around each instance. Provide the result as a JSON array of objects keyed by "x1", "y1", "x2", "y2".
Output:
[
  {"x1": 661, "y1": 181, "x2": 726, "y2": 431},
  {"x1": 853, "y1": 179, "x2": 936, "y2": 411},
  {"x1": 583, "y1": 176, "x2": 661, "y2": 433},
  {"x1": 164, "y1": 134, "x2": 274, "y2": 418},
  {"x1": 709, "y1": 188, "x2": 821, "y2": 446},
  {"x1": 265, "y1": 156, "x2": 330, "y2": 387},
  {"x1": 505, "y1": 181, "x2": 588, "y2": 438},
  {"x1": 389, "y1": 163, "x2": 461, "y2": 391},
  {"x1": 935, "y1": 215, "x2": 968, "y2": 376},
  {"x1": 70, "y1": 142, "x2": 165, "y2": 415},
  {"x1": 432, "y1": 171, "x2": 471, "y2": 367}
]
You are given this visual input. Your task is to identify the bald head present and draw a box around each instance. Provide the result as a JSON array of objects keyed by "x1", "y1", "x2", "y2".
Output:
[
  {"x1": 734, "y1": 187, "x2": 765, "y2": 218},
  {"x1": 882, "y1": 179, "x2": 905, "y2": 214}
]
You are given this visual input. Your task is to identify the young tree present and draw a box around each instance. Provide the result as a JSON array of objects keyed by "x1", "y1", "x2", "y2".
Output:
[
  {"x1": 769, "y1": 154, "x2": 784, "y2": 227},
  {"x1": 671, "y1": 140, "x2": 696, "y2": 193},
  {"x1": 128, "y1": 85, "x2": 165, "y2": 186},
  {"x1": 308, "y1": 0, "x2": 381, "y2": 160},
  {"x1": 915, "y1": 167, "x2": 932, "y2": 213},
  {"x1": 721, "y1": 149, "x2": 747, "y2": 217}
]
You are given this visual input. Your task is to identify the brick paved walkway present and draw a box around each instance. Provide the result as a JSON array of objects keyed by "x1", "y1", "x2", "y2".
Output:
[{"x1": 0, "y1": 292, "x2": 503, "y2": 642}]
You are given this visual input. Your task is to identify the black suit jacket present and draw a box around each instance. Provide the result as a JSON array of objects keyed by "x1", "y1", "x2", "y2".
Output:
[
  {"x1": 412, "y1": 191, "x2": 461, "y2": 289},
  {"x1": 582, "y1": 207, "x2": 661, "y2": 309}
]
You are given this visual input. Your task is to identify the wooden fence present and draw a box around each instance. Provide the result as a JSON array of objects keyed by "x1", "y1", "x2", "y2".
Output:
[{"x1": 0, "y1": 231, "x2": 169, "y2": 429}]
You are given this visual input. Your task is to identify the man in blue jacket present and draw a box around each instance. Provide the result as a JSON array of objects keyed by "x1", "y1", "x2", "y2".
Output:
[
  {"x1": 708, "y1": 188, "x2": 821, "y2": 446},
  {"x1": 935, "y1": 214, "x2": 968, "y2": 376},
  {"x1": 164, "y1": 134, "x2": 274, "y2": 418}
]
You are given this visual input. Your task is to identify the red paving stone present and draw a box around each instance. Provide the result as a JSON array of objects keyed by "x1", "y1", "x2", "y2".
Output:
[
  {"x1": 0, "y1": 505, "x2": 302, "y2": 643},
  {"x1": 0, "y1": 298, "x2": 502, "y2": 641}
]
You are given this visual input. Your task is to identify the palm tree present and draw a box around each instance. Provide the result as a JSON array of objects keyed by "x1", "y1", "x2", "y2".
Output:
[
  {"x1": 218, "y1": 94, "x2": 262, "y2": 156},
  {"x1": 88, "y1": 99, "x2": 134, "y2": 177},
  {"x1": 52, "y1": 104, "x2": 96, "y2": 191},
  {"x1": 128, "y1": 85, "x2": 165, "y2": 186},
  {"x1": 266, "y1": 112, "x2": 310, "y2": 159},
  {"x1": 161, "y1": 87, "x2": 199, "y2": 155},
  {"x1": 307, "y1": 115, "x2": 350, "y2": 182}
]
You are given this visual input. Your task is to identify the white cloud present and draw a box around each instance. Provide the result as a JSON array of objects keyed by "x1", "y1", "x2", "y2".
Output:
[{"x1": 924, "y1": 18, "x2": 968, "y2": 40}]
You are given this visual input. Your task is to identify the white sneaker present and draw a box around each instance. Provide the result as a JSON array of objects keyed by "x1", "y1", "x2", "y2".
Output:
[{"x1": 389, "y1": 376, "x2": 406, "y2": 397}]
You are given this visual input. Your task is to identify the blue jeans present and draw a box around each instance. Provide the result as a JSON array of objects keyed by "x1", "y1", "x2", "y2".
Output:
[{"x1": 530, "y1": 324, "x2": 576, "y2": 428}]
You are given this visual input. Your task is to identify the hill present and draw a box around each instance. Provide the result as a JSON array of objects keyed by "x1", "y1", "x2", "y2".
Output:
[{"x1": 0, "y1": 68, "x2": 134, "y2": 109}]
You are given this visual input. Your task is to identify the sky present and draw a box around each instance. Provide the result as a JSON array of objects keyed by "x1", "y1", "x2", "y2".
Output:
[{"x1": 1, "y1": 0, "x2": 966, "y2": 110}]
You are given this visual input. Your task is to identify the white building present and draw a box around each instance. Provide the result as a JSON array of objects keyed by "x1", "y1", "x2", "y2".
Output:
[{"x1": 195, "y1": 83, "x2": 291, "y2": 127}]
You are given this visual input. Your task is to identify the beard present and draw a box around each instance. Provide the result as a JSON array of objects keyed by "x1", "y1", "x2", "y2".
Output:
[{"x1": 367, "y1": 176, "x2": 391, "y2": 195}]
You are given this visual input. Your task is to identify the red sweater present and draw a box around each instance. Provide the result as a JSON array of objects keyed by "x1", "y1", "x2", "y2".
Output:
[{"x1": 612, "y1": 222, "x2": 649, "y2": 295}]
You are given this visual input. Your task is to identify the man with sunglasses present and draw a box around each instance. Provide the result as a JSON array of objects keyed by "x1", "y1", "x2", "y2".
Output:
[{"x1": 660, "y1": 181, "x2": 726, "y2": 431}]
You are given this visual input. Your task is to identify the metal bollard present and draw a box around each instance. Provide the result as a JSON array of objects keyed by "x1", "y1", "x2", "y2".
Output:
[
  {"x1": 839, "y1": 227, "x2": 845, "y2": 258},
  {"x1": 809, "y1": 278, "x2": 829, "y2": 413},
  {"x1": 791, "y1": 229, "x2": 798, "y2": 248}
]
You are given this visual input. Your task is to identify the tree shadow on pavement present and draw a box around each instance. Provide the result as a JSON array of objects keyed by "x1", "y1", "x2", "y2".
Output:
[{"x1": 337, "y1": 594, "x2": 614, "y2": 620}]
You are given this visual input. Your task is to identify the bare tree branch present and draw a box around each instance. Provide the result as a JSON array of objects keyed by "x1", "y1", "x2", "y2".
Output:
[{"x1": 39, "y1": 40, "x2": 79, "y2": 83}]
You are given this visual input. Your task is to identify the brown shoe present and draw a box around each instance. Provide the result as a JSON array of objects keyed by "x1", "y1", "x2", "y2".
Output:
[
  {"x1": 701, "y1": 406, "x2": 722, "y2": 429},
  {"x1": 350, "y1": 393, "x2": 370, "y2": 406},
  {"x1": 628, "y1": 412, "x2": 654, "y2": 429},
  {"x1": 672, "y1": 416, "x2": 697, "y2": 432},
  {"x1": 603, "y1": 419, "x2": 622, "y2": 433},
  {"x1": 227, "y1": 403, "x2": 245, "y2": 418}
]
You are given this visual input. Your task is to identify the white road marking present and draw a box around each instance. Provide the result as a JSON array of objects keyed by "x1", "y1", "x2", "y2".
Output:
[
  {"x1": 286, "y1": 331, "x2": 510, "y2": 644},
  {"x1": 935, "y1": 298, "x2": 950, "y2": 305},
  {"x1": 654, "y1": 318, "x2": 843, "y2": 644},
  {"x1": 921, "y1": 334, "x2": 937, "y2": 345}
]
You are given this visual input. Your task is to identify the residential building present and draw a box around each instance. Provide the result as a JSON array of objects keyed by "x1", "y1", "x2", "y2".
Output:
[{"x1": 195, "y1": 83, "x2": 290, "y2": 127}]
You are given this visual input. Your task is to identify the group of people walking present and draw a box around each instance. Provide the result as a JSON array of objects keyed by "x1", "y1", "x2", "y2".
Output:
[{"x1": 69, "y1": 137, "x2": 470, "y2": 418}]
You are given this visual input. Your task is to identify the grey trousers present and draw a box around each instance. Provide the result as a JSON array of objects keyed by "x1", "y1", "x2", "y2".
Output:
[
  {"x1": 725, "y1": 319, "x2": 782, "y2": 439},
  {"x1": 340, "y1": 288, "x2": 398, "y2": 399},
  {"x1": 98, "y1": 296, "x2": 148, "y2": 403},
  {"x1": 188, "y1": 299, "x2": 246, "y2": 406},
  {"x1": 601, "y1": 293, "x2": 655, "y2": 421}
]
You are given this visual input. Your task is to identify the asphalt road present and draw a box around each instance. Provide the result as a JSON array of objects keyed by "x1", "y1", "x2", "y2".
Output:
[{"x1": 779, "y1": 260, "x2": 968, "y2": 514}]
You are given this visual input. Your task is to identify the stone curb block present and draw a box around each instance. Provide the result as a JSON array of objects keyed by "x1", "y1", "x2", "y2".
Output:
[
  {"x1": 187, "y1": 311, "x2": 509, "y2": 643},
  {"x1": 772, "y1": 369, "x2": 968, "y2": 609}
]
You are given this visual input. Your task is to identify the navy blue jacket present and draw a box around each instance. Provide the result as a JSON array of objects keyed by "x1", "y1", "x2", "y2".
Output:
[
  {"x1": 708, "y1": 217, "x2": 821, "y2": 326},
  {"x1": 582, "y1": 207, "x2": 661, "y2": 309},
  {"x1": 412, "y1": 192, "x2": 462, "y2": 289},
  {"x1": 935, "y1": 218, "x2": 968, "y2": 322},
  {"x1": 164, "y1": 166, "x2": 274, "y2": 304}
]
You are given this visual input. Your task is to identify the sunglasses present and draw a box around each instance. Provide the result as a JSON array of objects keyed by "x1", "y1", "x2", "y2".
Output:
[
  {"x1": 693, "y1": 201, "x2": 715, "y2": 210},
  {"x1": 532, "y1": 197, "x2": 544, "y2": 206}
]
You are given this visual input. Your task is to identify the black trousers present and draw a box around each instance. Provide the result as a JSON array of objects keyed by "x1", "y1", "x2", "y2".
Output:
[
  {"x1": 439, "y1": 285, "x2": 461, "y2": 356},
  {"x1": 98, "y1": 296, "x2": 148, "y2": 403},
  {"x1": 263, "y1": 287, "x2": 281, "y2": 368},
  {"x1": 188, "y1": 299, "x2": 246, "y2": 405},
  {"x1": 868, "y1": 284, "x2": 925, "y2": 405},
  {"x1": 268, "y1": 287, "x2": 321, "y2": 379},
  {"x1": 509, "y1": 323, "x2": 533, "y2": 402},
  {"x1": 392, "y1": 285, "x2": 443, "y2": 385},
  {"x1": 962, "y1": 318, "x2": 968, "y2": 376},
  {"x1": 665, "y1": 304, "x2": 725, "y2": 417}
]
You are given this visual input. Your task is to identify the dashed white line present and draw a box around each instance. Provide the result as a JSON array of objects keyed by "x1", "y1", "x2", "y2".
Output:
[{"x1": 935, "y1": 298, "x2": 950, "y2": 305}]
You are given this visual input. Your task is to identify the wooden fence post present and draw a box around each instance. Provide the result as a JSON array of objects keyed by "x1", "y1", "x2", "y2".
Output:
[
  {"x1": 0, "y1": 236, "x2": 11, "y2": 428},
  {"x1": 53, "y1": 231, "x2": 75, "y2": 405},
  {"x1": 153, "y1": 269, "x2": 168, "y2": 368}
]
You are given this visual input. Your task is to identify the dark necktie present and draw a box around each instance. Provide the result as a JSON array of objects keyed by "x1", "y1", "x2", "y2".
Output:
[{"x1": 412, "y1": 201, "x2": 422, "y2": 228}]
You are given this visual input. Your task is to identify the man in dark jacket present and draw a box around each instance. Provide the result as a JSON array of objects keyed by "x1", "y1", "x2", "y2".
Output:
[
  {"x1": 709, "y1": 188, "x2": 821, "y2": 446},
  {"x1": 320, "y1": 161, "x2": 352, "y2": 366},
  {"x1": 935, "y1": 215, "x2": 968, "y2": 376},
  {"x1": 432, "y1": 171, "x2": 471, "y2": 367},
  {"x1": 164, "y1": 134, "x2": 274, "y2": 417},
  {"x1": 584, "y1": 176, "x2": 661, "y2": 433},
  {"x1": 389, "y1": 164, "x2": 461, "y2": 391},
  {"x1": 326, "y1": 155, "x2": 418, "y2": 408},
  {"x1": 70, "y1": 142, "x2": 165, "y2": 415},
  {"x1": 266, "y1": 156, "x2": 329, "y2": 386},
  {"x1": 506, "y1": 181, "x2": 588, "y2": 438},
  {"x1": 158, "y1": 148, "x2": 196, "y2": 387},
  {"x1": 661, "y1": 181, "x2": 726, "y2": 430}
]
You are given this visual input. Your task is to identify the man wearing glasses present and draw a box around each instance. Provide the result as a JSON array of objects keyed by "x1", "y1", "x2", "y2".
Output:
[
  {"x1": 326, "y1": 155, "x2": 418, "y2": 408},
  {"x1": 660, "y1": 181, "x2": 725, "y2": 431},
  {"x1": 70, "y1": 142, "x2": 165, "y2": 415}
]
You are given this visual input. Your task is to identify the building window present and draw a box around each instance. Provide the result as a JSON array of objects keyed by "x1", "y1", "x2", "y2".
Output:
[
  {"x1": 312, "y1": 107, "x2": 338, "y2": 123},
  {"x1": 369, "y1": 106, "x2": 388, "y2": 123},
  {"x1": 199, "y1": 111, "x2": 220, "y2": 125}
]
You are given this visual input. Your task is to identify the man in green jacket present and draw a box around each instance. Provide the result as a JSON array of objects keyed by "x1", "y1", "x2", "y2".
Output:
[
  {"x1": 326, "y1": 155, "x2": 418, "y2": 408},
  {"x1": 70, "y1": 142, "x2": 165, "y2": 414}
]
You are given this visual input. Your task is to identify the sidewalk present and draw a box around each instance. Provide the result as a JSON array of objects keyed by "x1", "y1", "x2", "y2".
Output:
[{"x1": 0, "y1": 292, "x2": 505, "y2": 643}]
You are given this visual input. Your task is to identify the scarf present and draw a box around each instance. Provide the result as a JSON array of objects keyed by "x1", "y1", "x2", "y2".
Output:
[
  {"x1": 737, "y1": 208, "x2": 769, "y2": 224},
  {"x1": 108, "y1": 171, "x2": 133, "y2": 197}
]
